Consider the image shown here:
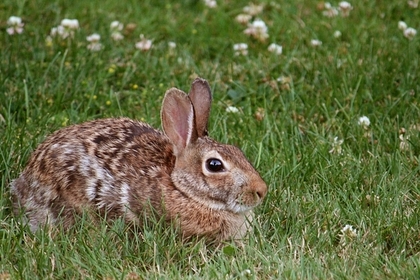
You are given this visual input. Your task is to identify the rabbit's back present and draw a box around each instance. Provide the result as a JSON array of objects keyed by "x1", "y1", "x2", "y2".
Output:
[{"x1": 11, "y1": 118, "x2": 173, "y2": 231}]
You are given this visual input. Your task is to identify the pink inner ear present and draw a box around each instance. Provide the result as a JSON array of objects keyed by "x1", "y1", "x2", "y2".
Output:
[
  {"x1": 171, "y1": 103, "x2": 194, "y2": 147},
  {"x1": 162, "y1": 91, "x2": 196, "y2": 153}
]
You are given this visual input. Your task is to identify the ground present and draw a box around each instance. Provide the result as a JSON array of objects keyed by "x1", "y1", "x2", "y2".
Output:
[{"x1": 1, "y1": 0, "x2": 419, "y2": 279}]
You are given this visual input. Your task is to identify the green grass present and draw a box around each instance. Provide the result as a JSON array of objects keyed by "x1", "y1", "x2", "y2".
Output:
[{"x1": 1, "y1": 0, "x2": 420, "y2": 278}]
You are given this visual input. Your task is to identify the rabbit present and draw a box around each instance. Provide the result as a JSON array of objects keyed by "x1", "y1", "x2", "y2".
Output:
[{"x1": 10, "y1": 78, "x2": 267, "y2": 242}]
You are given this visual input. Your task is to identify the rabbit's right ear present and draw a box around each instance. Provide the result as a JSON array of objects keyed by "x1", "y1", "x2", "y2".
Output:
[
  {"x1": 188, "y1": 78, "x2": 212, "y2": 137},
  {"x1": 161, "y1": 89, "x2": 198, "y2": 156}
]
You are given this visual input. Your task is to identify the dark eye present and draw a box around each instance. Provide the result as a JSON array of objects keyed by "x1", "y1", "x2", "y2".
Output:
[{"x1": 206, "y1": 158, "x2": 225, "y2": 172}]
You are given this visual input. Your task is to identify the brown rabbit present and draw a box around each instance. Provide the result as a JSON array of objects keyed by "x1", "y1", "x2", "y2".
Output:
[{"x1": 10, "y1": 78, "x2": 267, "y2": 242}]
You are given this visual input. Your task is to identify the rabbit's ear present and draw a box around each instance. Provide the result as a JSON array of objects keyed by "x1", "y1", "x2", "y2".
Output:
[
  {"x1": 161, "y1": 89, "x2": 198, "y2": 155},
  {"x1": 188, "y1": 78, "x2": 212, "y2": 137}
]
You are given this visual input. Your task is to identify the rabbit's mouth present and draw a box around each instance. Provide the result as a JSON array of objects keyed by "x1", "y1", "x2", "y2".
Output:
[
  {"x1": 228, "y1": 178, "x2": 267, "y2": 213},
  {"x1": 227, "y1": 192, "x2": 263, "y2": 213}
]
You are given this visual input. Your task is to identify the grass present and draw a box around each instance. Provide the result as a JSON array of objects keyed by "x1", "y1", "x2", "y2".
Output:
[{"x1": 1, "y1": 0, "x2": 420, "y2": 278}]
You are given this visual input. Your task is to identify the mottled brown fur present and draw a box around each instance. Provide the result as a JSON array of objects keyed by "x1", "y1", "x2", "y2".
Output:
[{"x1": 11, "y1": 78, "x2": 267, "y2": 242}]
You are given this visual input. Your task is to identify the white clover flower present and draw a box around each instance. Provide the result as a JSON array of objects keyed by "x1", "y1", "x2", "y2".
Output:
[
  {"x1": 243, "y1": 3, "x2": 264, "y2": 16},
  {"x1": 110, "y1": 21, "x2": 124, "y2": 31},
  {"x1": 226, "y1": 106, "x2": 239, "y2": 113},
  {"x1": 235, "y1": 14, "x2": 252, "y2": 25},
  {"x1": 50, "y1": 27, "x2": 58, "y2": 36},
  {"x1": 398, "y1": 21, "x2": 408, "y2": 31},
  {"x1": 404, "y1": 27, "x2": 417, "y2": 40},
  {"x1": 51, "y1": 19, "x2": 79, "y2": 39},
  {"x1": 50, "y1": 25, "x2": 59, "y2": 37},
  {"x1": 339, "y1": 224, "x2": 358, "y2": 246},
  {"x1": 87, "y1": 43, "x2": 103, "y2": 51},
  {"x1": 334, "y1": 30, "x2": 342, "y2": 38},
  {"x1": 86, "y1": 33, "x2": 102, "y2": 51},
  {"x1": 399, "y1": 134, "x2": 410, "y2": 151},
  {"x1": 168, "y1": 41, "x2": 177, "y2": 55},
  {"x1": 338, "y1": 1, "x2": 353, "y2": 17},
  {"x1": 204, "y1": 0, "x2": 217, "y2": 8},
  {"x1": 329, "y1": 137, "x2": 344, "y2": 155},
  {"x1": 61, "y1": 19, "x2": 79, "y2": 29},
  {"x1": 340, "y1": 225, "x2": 357, "y2": 238},
  {"x1": 322, "y1": 4, "x2": 339, "y2": 18},
  {"x1": 7, "y1": 16, "x2": 22, "y2": 25},
  {"x1": 250, "y1": 19, "x2": 268, "y2": 32},
  {"x1": 241, "y1": 269, "x2": 252, "y2": 276},
  {"x1": 408, "y1": 0, "x2": 419, "y2": 8},
  {"x1": 111, "y1": 32, "x2": 124, "y2": 41},
  {"x1": 6, "y1": 16, "x2": 24, "y2": 35},
  {"x1": 310, "y1": 39, "x2": 322, "y2": 47},
  {"x1": 135, "y1": 34, "x2": 153, "y2": 51},
  {"x1": 341, "y1": 225, "x2": 357, "y2": 237},
  {"x1": 358, "y1": 116, "x2": 370, "y2": 128},
  {"x1": 86, "y1": 33, "x2": 101, "y2": 42},
  {"x1": 233, "y1": 43, "x2": 248, "y2": 56},
  {"x1": 110, "y1": 21, "x2": 124, "y2": 41},
  {"x1": 268, "y1": 43, "x2": 282, "y2": 55},
  {"x1": 50, "y1": 26, "x2": 65, "y2": 38},
  {"x1": 244, "y1": 19, "x2": 269, "y2": 42}
]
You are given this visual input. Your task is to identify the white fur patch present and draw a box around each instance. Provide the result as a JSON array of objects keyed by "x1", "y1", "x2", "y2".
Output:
[
  {"x1": 120, "y1": 182, "x2": 130, "y2": 210},
  {"x1": 79, "y1": 155, "x2": 93, "y2": 177},
  {"x1": 228, "y1": 201, "x2": 253, "y2": 213},
  {"x1": 86, "y1": 184, "x2": 96, "y2": 201}
]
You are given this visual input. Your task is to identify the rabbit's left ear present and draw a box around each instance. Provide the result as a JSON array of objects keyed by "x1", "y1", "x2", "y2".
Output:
[
  {"x1": 161, "y1": 88, "x2": 198, "y2": 156},
  {"x1": 188, "y1": 78, "x2": 212, "y2": 137}
]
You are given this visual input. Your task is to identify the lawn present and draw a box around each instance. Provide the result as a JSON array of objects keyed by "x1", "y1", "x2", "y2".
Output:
[{"x1": 1, "y1": 0, "x2": 419, "y2": 279}]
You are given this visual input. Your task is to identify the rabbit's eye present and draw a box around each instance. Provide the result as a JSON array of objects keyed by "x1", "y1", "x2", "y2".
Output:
[{"x1": 206, "y1": 158, "x2": 225, "y2": 172}]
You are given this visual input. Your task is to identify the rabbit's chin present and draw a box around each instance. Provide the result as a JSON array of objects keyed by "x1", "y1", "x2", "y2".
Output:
[
  {"x1": 227, "y1": 203, "x2": 256, "y2": 214},
  {"x1": 199, "y1": 199, "x2": 254, "y2": 214}
]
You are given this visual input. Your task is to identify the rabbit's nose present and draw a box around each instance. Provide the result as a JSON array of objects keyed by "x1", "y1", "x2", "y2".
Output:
[{"x1": 254, "y1": 179, "x2": 268, "y2": 200}]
